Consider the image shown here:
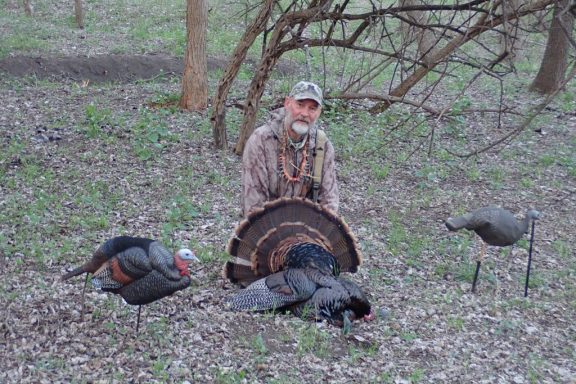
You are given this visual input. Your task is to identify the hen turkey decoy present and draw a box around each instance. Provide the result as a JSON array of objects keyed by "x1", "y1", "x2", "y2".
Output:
[
  {"x1": 61, "y1": 236, "x2": 199, "y2": 331},
  {"x1": 445, "y1": 207, "x2": 540, "y2": 295},
  {"x1": 224, "y1": 197, "x2": 373, "y2": 333}
]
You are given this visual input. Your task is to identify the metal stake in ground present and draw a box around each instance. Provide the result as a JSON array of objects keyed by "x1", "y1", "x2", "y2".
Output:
[
  {"x1": 136, "y1": 305, "x2": 142, "y2": 334},
  {"x1": 524, "y1": 219, "x2": 537, "y2": 298},
  {"x1": 445, "y1": 207, "x2": 540, "y2": 294}
]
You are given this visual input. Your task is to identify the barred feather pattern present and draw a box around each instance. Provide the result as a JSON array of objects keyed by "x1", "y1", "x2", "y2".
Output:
[
  {"x1": 119, "y1": 271, "x2": 191, "y2": 305},
  {"x1": 91, "y1": 267, "x2": 122, "y2": 290},
  {"x1": 228, "y1": 268, "x2": 371, "y2": 327},
  {"x1": 227, "y1": 268, "x2": 334, "y2": 311},
  {"x1": 291, "y1": 277, "x2": 371, "y2": 324},
  {"x1": 111, "y1": 247, "x2": 151, "y2": 280},
  {"x1": 226, "y1": 277, "x2": 300, "y2": 311},
  {"x1": 146, "y1": 242, "x2": 183, "y2": 281}
]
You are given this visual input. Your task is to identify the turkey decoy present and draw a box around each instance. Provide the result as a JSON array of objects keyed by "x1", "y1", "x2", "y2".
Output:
[
  {"x1": 224, "y1": 197, "x2": 373, "y2": 333},
  {"x1": 61, "y1": 236, "x2": 199, "y2": 332},
  {"x1": 445, "y1": 207, "x2": 540, "y2": 295}
]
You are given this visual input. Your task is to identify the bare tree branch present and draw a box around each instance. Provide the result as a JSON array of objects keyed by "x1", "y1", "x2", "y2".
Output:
[{"x1": 451, "y1": 61, "x2": 576, "y2": 159}]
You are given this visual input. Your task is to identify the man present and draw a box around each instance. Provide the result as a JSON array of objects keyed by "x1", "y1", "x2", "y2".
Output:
[{"x1": 241, "y1": 81, "x2": 339, "y2": 217}]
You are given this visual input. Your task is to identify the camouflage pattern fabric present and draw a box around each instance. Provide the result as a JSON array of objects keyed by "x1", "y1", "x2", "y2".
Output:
[
  {"x1": 241, "y1": 108, "x2": 339, "y2": 216},
  {"x1": 289, "y1": 81, "x2": 323, "y2": 105}
]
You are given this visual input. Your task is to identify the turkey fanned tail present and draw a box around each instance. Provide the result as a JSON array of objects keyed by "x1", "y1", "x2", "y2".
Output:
[
  {"x1": 224, "y1": 198, "x2": 371, "y2": 329},
  {"x1": 224, "y1": 197, "x2": 362, "y2": 286}
]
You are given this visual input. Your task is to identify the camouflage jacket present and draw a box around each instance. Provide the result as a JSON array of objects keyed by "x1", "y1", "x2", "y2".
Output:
[{"x1": 241, "y1": 108, "x2": 339, "y2": 216}]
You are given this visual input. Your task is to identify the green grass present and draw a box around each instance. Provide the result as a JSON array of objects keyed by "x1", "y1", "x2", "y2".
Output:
[
  {"x1": 552, "y1": 240, "x2": 571, "y2": 260},
  {"x1": 295, "y1": 324, "x2": 332, "y2": 358},
  {"x1": 0, "y1": 34, "x2": 45, "y2": 58},
  {"x1": 386, "y1": 213, "x2": 409, "y2": 257},
  {"x1": 447, "y1": 315, "x2": 465, "y2": 332},
  {"x1": 251, "y1": 333, "x2": 268, "y2": 356},
  {"x1": 486, "y1": 166, "x2": 506, "y2": 189},
  {"x1": 538, "y1": 154, "x2": 556, "y2": 167},
  {"x1": 408, "y1": 367, "x2": 425, "y2": 383},
  {"x1": 454, "y1": 261, "x2": 480, "y2": 285},
  {"x1": 214, "y1": 368, "x2": 248, "y2": 384},
  {"x1": 82, "y1": 103, "x2": 115, "y2": 138},
  {"x1": 0, "y1": 0, "x2": 188, "y2": 58},
  {"x1": 400, "y1": 331, "x2": 418, "y2": 342},
  {"x1": 1, "y1": 2, "x2": 575, "y2": 382}
]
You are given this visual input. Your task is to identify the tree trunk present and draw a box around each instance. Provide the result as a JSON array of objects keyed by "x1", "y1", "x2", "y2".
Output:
[
  {"x1": 210, "y1": 0, "x2": 274, "y2": 150},
  {"x1": 400, "y1": 0, "x2": 438, "y2": 68},
  {"x1": 23, "y1": 0, "x2": 33, "y2": 16},
  {"x1": 233, "y1": 16, "x2": 293, "y2": 155},
  {"x1": 179, "y1": 0, "x2": 208, "y2": 111},
  {"x1": 530, "y1": 0, "x2": 575, "y2": 94},
  {"x1": 234, "y1": 53, "x2": 283, "y2": 155},
  {"x1": 74, "y1": 0, "x2": 84, "y2": 29},
  {"x1": 498, "y1": 0, "x2": 524, "y2": 63}
]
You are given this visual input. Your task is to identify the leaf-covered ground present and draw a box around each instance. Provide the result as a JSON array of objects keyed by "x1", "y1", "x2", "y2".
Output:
[
  {"x1": 1, "y1": 1, "x2": 575, "y2": 383},
  {"x1": 1, "y1": 63, "x2": 575, "y2": 383}
]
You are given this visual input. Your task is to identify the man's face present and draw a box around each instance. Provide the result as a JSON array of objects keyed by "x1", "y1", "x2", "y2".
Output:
[{"x1": 284, "y1": 97, "x2": 322, "y2": 138}]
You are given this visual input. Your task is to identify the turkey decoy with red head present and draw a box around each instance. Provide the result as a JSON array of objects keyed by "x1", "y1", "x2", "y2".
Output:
[
  {"x1": 61, "y1": 236, "x2": 199, "y2": 332},
  {"x1": 445, "y1": 207, "x2": 540, "y2": 295}
]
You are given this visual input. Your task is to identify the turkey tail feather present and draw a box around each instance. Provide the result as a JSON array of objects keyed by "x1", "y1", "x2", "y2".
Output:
[
  {"x1": 61, "y1": 265, "x2": 92, "y2": 281},
  {"x1": 225, "y1": 198, "x2": 362, "y2": 286},
  {"x1": 61, "y1": 237, "x2": 147, "y2": 282},
  {"x1": 223, "y1": 261, "x2": 258, "y2": 287}
]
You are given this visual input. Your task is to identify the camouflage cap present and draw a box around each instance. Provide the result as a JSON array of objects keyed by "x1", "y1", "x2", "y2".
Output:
[{"x1": 289, "y1": 81, "x2": 323, "y2": 106}]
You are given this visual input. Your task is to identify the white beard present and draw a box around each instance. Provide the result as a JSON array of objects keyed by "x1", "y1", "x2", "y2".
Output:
[{"x1": 291, "y1": 121, "x2": 310, "y2": 136}]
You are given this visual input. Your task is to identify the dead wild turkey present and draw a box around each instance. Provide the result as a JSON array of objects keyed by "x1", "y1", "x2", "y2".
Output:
[
  {"x1": 445, "y1": 207, "x2": 540, "y2": 295},
  {"x1": 61, "y1": 236, "x2": 199, "y2": 331},
  {"x1": 224, "y1": 197, "x2": 373, "y2": 333}
]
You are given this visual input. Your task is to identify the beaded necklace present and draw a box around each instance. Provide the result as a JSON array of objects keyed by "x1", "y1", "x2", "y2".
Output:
[{"x1": 279, "y1": 128, "x2": 310, "y2": 183}]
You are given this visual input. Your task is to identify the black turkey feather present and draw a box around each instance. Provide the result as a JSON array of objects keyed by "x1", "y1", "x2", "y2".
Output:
[{"x1": 224, "y1": 198, "x2": 372, "y2": 332}]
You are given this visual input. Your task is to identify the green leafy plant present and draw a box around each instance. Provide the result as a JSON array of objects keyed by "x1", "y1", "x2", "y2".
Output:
[
  {"x1": 214, "y1": 368, "x2": 247, "y2": 384},
  {"x1": 131, "y1": 110, "x2": 174, "y2": 160},
  {"x1": 252, "y1": 333, "x2": 268, "y2": 356},
  {"x1": 83, "y1": 103, "x2": 114, "y2": 138},
  {"x1": 409, "y1": 368, "x2": 425, "y2": 383},
  {"x1": 295, "y1": 325, "x2": 331, "y2": 358}
]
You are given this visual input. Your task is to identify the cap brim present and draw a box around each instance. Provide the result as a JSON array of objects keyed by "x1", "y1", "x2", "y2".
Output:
[{"x1": 293, "y1": 95, "x2": 322, "y2": 105}]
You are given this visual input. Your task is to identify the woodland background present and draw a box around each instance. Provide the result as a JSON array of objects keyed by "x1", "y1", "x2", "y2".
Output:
[{"x1": 0, "y1": 0, "x2": 575, "y2": 383}]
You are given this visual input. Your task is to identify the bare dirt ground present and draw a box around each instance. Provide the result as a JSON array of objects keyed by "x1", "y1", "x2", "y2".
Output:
[
  {"x1": 0, "y1": 54, "x2": 191, "y2": 82},
  {"x1": 1, "y1": 53, "x2": 575, "y2": 384},
  {"x1": 0, "y1": 54, "x2": 296, "y2": 83}
]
